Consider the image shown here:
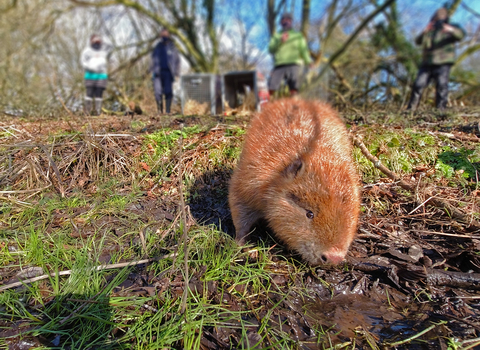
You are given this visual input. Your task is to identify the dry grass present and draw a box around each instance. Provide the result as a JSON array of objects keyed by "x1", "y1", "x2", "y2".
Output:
[
  {"x1": 224, "y1": 91, "x2": 257, "y2": 116},
  {"x1": 183, "y1": 100, "x2": 211, "y2": 116},
  {"x1": 0, "y1": 126, "x2": 142, "y2": 197}
]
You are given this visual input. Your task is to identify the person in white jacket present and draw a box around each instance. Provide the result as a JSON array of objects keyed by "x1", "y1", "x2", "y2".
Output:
[{"x1": 81, "y1": 34, "x2": 111, "y2": 115}]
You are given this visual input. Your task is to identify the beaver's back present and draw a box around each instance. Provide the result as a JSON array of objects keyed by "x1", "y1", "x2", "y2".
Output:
[{"x1": 230, "y1": 99, "x2": 352, "y2": 210}]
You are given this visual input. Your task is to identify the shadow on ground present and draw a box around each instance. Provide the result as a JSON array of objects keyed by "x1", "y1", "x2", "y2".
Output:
[{"x1": 188, "y1": 168, "x2": 235, "y2": 236}]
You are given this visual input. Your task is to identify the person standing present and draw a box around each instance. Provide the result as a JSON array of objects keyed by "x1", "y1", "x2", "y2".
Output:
[
  {"x1": 81, "y1": 34, "x2": 111, "y2": 116},
  {"x1": 406, "y1": 8, "x2": 465, "y2": 112},
  {"x1": 151, "y1": 28, "x2": 180, "y2": 114},
  {"x1": 268, "y1": 12, "x2": 313, "y2": 97}
]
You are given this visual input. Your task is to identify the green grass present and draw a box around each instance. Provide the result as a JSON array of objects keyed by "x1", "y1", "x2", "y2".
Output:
[
  {"x1": 0, "y1": 220, "x2": 316, "y2": 349},
  {"x1": 354, "y1": 127, "x2": 480, "y2": 186},
  {"x1": 1, "y1": 115, "x2": 480, "y2": 349},
  {"x1": 144, "y1": 126, "x2": 202, "y2": 157}
]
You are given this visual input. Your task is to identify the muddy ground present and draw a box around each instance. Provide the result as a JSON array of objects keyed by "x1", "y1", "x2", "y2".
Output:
[{"x1": 1, "y1": 110, "x2": 480, "y2": 349}]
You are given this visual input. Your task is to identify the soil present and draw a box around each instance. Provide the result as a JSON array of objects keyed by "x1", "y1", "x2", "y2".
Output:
[{"x1": 1, "y1": 111, "x2": 480, "y2": 349}]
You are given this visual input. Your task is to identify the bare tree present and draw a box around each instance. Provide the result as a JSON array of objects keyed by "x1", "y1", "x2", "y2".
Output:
[
  {"x1": 70, "y1": 0, "x2": 221, "y2": 73},
  {"x1": 0, "y1": 0, "x2": 71, "y2": 114}
]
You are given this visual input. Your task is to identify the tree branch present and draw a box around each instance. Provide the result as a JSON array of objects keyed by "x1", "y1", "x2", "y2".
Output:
[
  {"x1": 309, "y1": 0, "x2": 395, "y2": 87},
  {"x1": 352, "y1": 134, "x2": 480, "y2": 229}
]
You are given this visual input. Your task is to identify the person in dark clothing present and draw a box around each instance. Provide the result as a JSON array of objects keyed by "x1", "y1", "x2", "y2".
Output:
[
  {"x1": 151, "y1": 28, "x2": 180, "y2": 114},
  {"x1": 407, "y1": 8, "x2": 465, "y2": 112}
]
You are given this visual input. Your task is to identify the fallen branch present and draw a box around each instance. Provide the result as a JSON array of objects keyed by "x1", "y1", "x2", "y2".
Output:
[
  {"x1": 352, "y1": 135, "x2": 480, "y2": 229},
  {"x1": 350, "y1": 258, "x2": 480, "y2": 290},
  {"x1": 0, "y1": 256, "x2": 175, "y2": 292},
  {"x1": 425, "y1": 267, "x2": 480, "y2": 289}
]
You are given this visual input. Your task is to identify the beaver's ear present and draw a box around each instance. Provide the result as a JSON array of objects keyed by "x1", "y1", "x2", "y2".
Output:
[{"x1": 283, "y1": 158, "x2": 304, "y2": 180}]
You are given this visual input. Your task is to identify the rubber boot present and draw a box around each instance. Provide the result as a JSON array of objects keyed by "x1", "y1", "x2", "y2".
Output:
[
  {"x1": 84, "y1": 97, "x2": 93, "y2": 115},
  {"x1": 156, "y1": 99, "x2": 163, "y2": 114},
  {"x1": 94, "y1": 98, "x2": 103, "y2": 116},
  {"x1": 406, "y1": 92, "x2": 421, "y2": 112},
  {"x1": 165, "y1": 96, "x2": 172, "y2": 114}
]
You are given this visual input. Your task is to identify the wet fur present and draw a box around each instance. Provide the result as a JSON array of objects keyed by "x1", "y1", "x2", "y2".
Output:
[{"x1": 228, "y1": 98, "x2": 360, "y2": 265}]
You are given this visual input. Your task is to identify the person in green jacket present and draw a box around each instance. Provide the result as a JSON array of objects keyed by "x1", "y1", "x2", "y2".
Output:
[
  {"x1": 268, "y1": 12, "x2": 312, "y2": 97},
  {"x1": 407, "y1": 7, "x2": 465, "y2": 111}
]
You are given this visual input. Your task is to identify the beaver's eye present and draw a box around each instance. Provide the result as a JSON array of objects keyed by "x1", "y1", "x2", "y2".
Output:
[{"x1": 306, "y1": 210, "x2": 314, "y2": 219}]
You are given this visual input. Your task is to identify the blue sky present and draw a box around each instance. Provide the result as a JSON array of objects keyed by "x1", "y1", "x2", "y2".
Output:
[{"x1": 402, "y1": 0, "x2": 480, "y2": 30}]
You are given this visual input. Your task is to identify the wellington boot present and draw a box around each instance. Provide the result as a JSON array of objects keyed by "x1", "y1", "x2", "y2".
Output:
[
  {"x1": 84, "y1": 97, "x2": 93, "y2": 115},
  {"x1": 156, "y1": 99, "x2": 164, "y2": 115},
  {"x1": 165, "y1": 97, "x2": 172, "y2": 114},
  {"x1": 94, "y1": 98, "x2": 103, "y2": 116}
]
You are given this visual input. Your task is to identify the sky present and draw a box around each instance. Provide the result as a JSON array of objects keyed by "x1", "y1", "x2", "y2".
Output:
[{"x1": 401, "y1": 0, "x2": 480, "y2": 31}]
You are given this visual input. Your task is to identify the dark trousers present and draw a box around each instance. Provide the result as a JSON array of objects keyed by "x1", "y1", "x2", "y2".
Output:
[
  {"x1": 268, "y1": 64, "x2": 301, "y2": 93},
  {"x1": 407, "y1": 64, "x2": 451, "y2": 111},
  {"x1": 86, "y1": 86, "x2": 105, "y2": 98},
  {"x1": 153, "y1": 69, "x2": 174, "y2": 113}
]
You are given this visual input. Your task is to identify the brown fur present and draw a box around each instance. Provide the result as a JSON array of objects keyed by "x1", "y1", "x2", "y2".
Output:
[{"x1": 228, "y1": 98, "x2": 360, "y2": 265}]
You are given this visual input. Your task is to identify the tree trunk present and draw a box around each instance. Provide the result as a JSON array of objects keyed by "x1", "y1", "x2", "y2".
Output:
[
  {"x1": 267, "y1": 0, "x2": 276, "y2": 36},
  {"x1": 300, "y1": 0, "x2": 310, "y2": 38},
  {"x1": 267, "y1": 0, "x2": 287, "y2": 37}
]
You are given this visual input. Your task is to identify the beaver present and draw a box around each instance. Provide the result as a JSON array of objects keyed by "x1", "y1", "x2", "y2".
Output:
[{"x1": 228, "y1": 98, "x2": 360, "y2": 265}]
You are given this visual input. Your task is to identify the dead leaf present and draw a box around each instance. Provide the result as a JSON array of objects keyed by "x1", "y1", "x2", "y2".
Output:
[{"x1": 139, "y1": 162, "x2": 151, "y2": 172}]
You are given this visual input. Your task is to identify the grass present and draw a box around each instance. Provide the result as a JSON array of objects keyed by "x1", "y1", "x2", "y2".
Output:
[
  {"x1": 354, "y1": 126, "x2": 480, "y2": 187},
  {"x1": 1, "y1": 158, "x2": 310, "y2": 348},
  {"x1": 1, "y1": 109, "x2": 480, "y2": 349},
  {"x1": 1, "y1": 222, "x2": 314, "y2": 349}
]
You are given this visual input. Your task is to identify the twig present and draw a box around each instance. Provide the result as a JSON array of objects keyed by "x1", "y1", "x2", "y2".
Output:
[
  {"x1": 464, "y1": 340, "x2": 480, "y2": 350},
  {"x1": 38, "y1": 144, "x2": 65, "y2": 197},
  {"x1": 0, "y1": 256, "x2": 173, "y2": 292},
  {"x1": 414, "y1": 230, "x2": 480, "y2": 240},
  {"x1": 408, "y1": 196, "x2": 434, "y2": 215},
  {"x1": 0, "y1": 184, "x2": 51, "y2": 194},
  {"x1": 384, "y1": 321, "x2": 446, "y2": 347},
  {"x1": 434, "y1": 131, "x2": 480, "y2": 142},
  {"x1": 178, "y1": 132, "x2": 190, "y2": 315},
  {"x1": 363, "y1": 180, "x2": 401, "y2": 188},
  {"x1": 56, "y1": 91, "x2": 76, "y2": 118},
  {"x1": 139, "y1": 223, "x2": 159, "y2": 256},
  {"x1": 94, "y1": 134, "x2": 137, "y2": 138},
  {"x1": 0, "y1": 126, "x2": 19, "y2": 139},
  {"x1": 0, "y1": 195, "x2": 34, "y2": 207},
  {"x1": 352, "y1": 135, "x2": 480, "y2": 229},
  {"x1": 352, "y1": 135, "x2": 409, "y2": 185}
]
